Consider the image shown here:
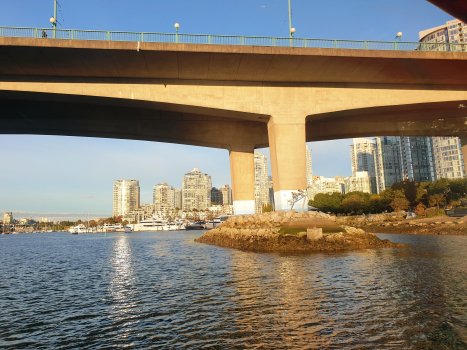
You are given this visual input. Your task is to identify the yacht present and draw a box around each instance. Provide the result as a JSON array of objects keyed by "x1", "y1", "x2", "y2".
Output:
[
  {"x1": 68, "y1": 224, "x2": 87, "y2": 234},
  {"x1": 169, "y1": 219, "x2": 187, "y2": 230},
  {"x1": 102, "y1": 223, "x2": 123, "y2": 232},
  {"x1": 186, "y1": 221, "x2": 208, "y2": 230},
  {"x1": 213, "y1": 215, "x2": 231, "y2": 225},
  {"x1": 132, "y1": 218, "x2": 170, "y2": 232}
]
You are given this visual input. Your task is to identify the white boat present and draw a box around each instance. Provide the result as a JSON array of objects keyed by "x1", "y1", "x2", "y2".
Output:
[
  {"x1": 169, "y1": 219, "x2": 186, "y2": 230},
  {"x1": 212, "y1": 215, "x2": 231, "y2": 227},
  {"x1": 102, "y1": 223, "x2": 123, "y2": 232},
  {"x1": 68, "y1": 224, "x2": 87, "y2": 234},
  {"x1": 132, "y1": 217, "x2": 170, "y2": 232}
]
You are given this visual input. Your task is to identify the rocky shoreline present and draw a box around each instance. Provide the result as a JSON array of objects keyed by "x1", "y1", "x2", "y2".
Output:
[
  {"x1": 195, "y1": 210, "x2": 406, "y2": 253},
  {"x1": 330, "y1": 212, "x2": 467, "y2": 236},
  {"x1": 364, "y1": 220, "x2": 467, "y2": 236}
]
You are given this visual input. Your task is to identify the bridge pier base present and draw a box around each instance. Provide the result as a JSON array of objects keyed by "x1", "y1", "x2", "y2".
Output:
[
  {"x1": 229, "y1": 146, "x2": 255, "y2": 215},
  {"x1": 268, "y1": 116, "x2": 307, "y2": 212}
]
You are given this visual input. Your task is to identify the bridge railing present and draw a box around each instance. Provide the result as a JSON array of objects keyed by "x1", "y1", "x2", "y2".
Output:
[{"x1": 1, "y1": 26, "x2": 466, "y2": 52}]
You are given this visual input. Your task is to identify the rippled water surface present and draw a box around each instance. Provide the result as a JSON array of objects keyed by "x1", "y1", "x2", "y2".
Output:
[{"x1": 1, "y1": 232, "x2": 467, "y2": 349}]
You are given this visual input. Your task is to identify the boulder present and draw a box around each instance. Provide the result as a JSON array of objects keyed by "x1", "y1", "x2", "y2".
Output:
[
  {"x1": 307, "y1": 227, "x2": 323, "y2": 241},
  {"x1": 343, "y1": 226, "x2": 365, "y2": 234},
  {"x1": 325, "y1": 232, "x2": 345, "y2": 242}
]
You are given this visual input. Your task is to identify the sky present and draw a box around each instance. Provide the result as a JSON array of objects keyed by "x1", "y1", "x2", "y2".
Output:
[{"x1": 0, "y1": 0, "x2": 454, "y2": 220}]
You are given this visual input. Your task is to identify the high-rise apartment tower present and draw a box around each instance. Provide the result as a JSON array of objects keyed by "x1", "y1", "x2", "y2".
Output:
[
  {"x1": 113, "y1": 180, "x2": 140, "y2": 217},
  {"x1": 182, "y1": 168, "x2": 212, "y2": 211},
  {"x1": 254, "y1": 152, "x2": 270, "y2": 213}
]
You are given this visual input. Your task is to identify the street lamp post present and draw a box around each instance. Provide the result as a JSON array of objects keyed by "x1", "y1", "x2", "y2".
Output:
[
  {"x1": 50, "y1": 0, "x2": 57, "y2": 38},
  {"x1": 395, "y1": 31, "x2": 402, "y2": 50},
  {"x1": 288, "y1": 0, "x2": 292, "y2": 38},
  {"x1": 174, "y1": 23, "x2": 180, "y2": 43},
  {"x1": 288, "y1": 0, "x2": 296, "y2": 47}
]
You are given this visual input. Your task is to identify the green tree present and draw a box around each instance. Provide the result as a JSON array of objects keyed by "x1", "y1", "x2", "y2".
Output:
[
  {"x1": 341, "y1": 194, "x2": 365, "y2": 215},
  {"x1": 390, "y1": 197, "x2": 409, "y2": 212},
  {"x1": 310, "y1": 192, "x2": 344, "y2": 214},
  {"x1": 369, "y1": 194, "x2": 390, "y2": 213},
  {"x1": 427, "y1": 178, "x2": 450, "y2": 196},
  {"x1": 447, "y1": 178, "x2": 467, "y2": 202},
  {"x1": 414, "y1": 203, "x2": 426, "y2": 217},
  {"x1": 429, "y1": 193, "x2": 447, "y2": 214}
]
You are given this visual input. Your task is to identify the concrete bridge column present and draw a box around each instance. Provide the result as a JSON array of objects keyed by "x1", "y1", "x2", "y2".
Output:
[
  {"x1": 229, "y1": 146, "x2": 255, "y2": 215},
  {"x1": 268, "y1": 116, "x2": 307, "y2": 211}
]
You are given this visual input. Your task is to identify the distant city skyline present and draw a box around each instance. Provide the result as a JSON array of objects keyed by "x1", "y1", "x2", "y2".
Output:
[{"x1": 0, "y1": 0, "x2": 455, "y2": 220}]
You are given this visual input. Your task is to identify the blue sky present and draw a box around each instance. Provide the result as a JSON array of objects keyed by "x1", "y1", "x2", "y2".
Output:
[{"x1": 0, "y1": 0, "x2": 453, "y2": 220}]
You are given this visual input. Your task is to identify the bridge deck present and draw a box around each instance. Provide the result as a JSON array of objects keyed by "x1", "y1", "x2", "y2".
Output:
[{"x1": 1, "y1": 36, "x2": 467, "y2": 85}]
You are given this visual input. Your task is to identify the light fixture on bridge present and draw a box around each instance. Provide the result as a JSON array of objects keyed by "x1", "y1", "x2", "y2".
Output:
[
  {"x1": 49, "y1": 17, "x2": 57, "y2": 24},
  {"x1": 174, "y1": 23, "x2": 180, "y2": 43},
  {"x1": 395, "y1": 32, "x2": 403, "y2": 41},
  {"x1": 290, "y1": 27, "x2": 296, "y2": 37}
]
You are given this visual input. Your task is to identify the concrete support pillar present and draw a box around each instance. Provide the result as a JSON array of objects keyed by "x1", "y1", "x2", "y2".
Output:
[
  {"x1": 268, "y1": 116, "x2": 307, "y2": 211},
  {"x1": 229, "y1": 146, "x2": 255, "y2": 215}
]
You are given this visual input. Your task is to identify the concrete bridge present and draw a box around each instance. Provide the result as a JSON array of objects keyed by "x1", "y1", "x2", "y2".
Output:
[{"x1": 1, "y1": 30, "x2": 467, "y2": 214}]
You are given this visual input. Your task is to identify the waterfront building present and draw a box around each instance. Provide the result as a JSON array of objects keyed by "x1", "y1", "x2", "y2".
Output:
[
  {"x1": 182, "y1": 168, "x2": 212, "y2": 211},
  {"x1": 314, "y1": 176, "x2": 345, "y2": 195},
  {"x1": 431, "y1": 137, "x2": 466, "y2": 179},
  {"x1": 113, "y1": 180, "x2": 140, "y2": 217},
  {"x1": 419, "y1": 18, "x2": 467, "y2": 51},
  {"x1": 344, "y1": 171, "x2": 371, "y2": 194},
  {"x1": 174, "y1": 188, "x2": 182, "y2": 210},
  {"x1": 254, "y1": 151, "x2": 270, "y2": 213},
  {"x1": 350, "y1": 138, "x2": 377, "y2": 193},
  {"x1": 211, "y1": 187, "x2": 221, "y2": 204},
  {"x1": 3, "y1": 212, "x2": 13, "y2": 225},
  {"x1": 374, "y1": 136, "x2": 404, "y2": 192},
  {"x1": 306, "y1": 145, "x2": 315, "y2": 200},
  {"x1": 122, "y1": 203, "x2": 155, "y2": 223},
  {"x1": 400, "y1": 137, "x2": 435, "y2": 183},
  {"x1": 208, "y1": 205, "x2": 234, "y2": 216},
  {"x1": 219, "y1": 185, "x2": 232, "y2": 205},
  {"x1": 268, "y1": 175, "x2": 274, "y2": 206},
  {"x1": 153, "y1": 182, "x2": 175, "y2": 213}
]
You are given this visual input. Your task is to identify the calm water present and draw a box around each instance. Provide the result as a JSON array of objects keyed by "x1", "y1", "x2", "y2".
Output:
[{"x1": 1, "y1": 231, "x2": 467, "y2": 349}]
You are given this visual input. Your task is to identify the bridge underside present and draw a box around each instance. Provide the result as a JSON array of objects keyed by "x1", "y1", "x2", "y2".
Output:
[
  {"x1": 3, "y1": 89, "x2": 467, "y2": 214},
  {"x1": 427, "y1": 0, "x2": 467, "y2": 23},
  {"x1": 2, "y1": 38, "x2": 467, "y2": 213},
  {"x1": 2, "y1": 91, "x2": 467, "y2": 146}
]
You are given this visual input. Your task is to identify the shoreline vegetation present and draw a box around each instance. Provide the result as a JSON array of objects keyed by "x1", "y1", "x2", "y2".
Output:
[{"x1": 195, "y1": 210, "x2": 407, "y2": 253}]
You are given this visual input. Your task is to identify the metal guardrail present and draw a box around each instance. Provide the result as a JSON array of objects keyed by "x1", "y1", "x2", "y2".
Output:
[{"x1": 0, "y1": 26, "x2": 466, "y2": 52}]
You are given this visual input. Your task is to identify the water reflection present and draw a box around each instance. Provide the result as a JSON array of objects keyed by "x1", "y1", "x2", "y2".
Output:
[{"x1": 109, "y1": 235, "x2": 139, "y2": 341}]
